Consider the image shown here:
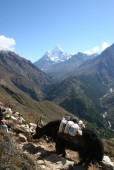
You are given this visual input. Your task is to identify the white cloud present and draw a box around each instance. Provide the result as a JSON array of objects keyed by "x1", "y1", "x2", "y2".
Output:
[
  {"x1": 84, "y1": 50, "x2": 92, "y2": 55},
  {"x1": 92, "y1": 46, "x2": 100, "y2": 53},
  {"x1": 0, "y1": 35, "x2": 16, "y2": 51},
  {"x1": 101, "y1": 42, "x2": 110, "y2": 51},
  {"x1": 84, "y1": 41, "x2": 110, "y2": 55}
]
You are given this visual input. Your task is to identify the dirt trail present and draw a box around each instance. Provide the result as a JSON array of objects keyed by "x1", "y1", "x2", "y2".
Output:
[{"x1": 16, "y1": 136, "x2": 101, "y2": 170}]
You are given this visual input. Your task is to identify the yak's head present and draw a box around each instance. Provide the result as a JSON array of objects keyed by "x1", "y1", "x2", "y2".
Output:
[{"x1": 32, "y1": 117, "x2": 44, "y2": 139}]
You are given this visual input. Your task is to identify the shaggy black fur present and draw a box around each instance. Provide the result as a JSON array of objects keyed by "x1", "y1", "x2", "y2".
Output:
[
  {"x1": 56, "y1": 128, "x2": 104, "y2": 167},
  {"x1": 32, "y1": 120, "x2": 61, "y2": 142}
]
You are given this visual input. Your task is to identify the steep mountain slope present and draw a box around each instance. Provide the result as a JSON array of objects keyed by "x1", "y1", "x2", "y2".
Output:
[
  {"x1": 46, "y1": 76, "x2": 107, "y2": 128},
  {"x1": 101, "y1": 89, "x2": 114, "y2": 129},
  {"x1": 0, "y1": 51, "x2": 72, "y2": 124},
  {"x1": 78, "y1": 43, "x2": 114, "y2": 85},
  {"x1": 0, "y1": 82, "x2": 71, "y2": 123},
  {"x1": 0, "y1": 50, "x2": 52, "y2": 100},
  {"x1": 45, "y1": 43, "x2": 114, "y2": 129}
]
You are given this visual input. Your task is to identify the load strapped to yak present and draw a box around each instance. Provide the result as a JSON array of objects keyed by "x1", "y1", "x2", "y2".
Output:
[{"x1": 58, "y1": 115, "x2": 85, "y2": 141}]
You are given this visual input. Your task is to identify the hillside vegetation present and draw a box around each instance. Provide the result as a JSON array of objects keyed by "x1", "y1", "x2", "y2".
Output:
[{"x1": 0, "y1": 84, "x2": 71, "y2": 124}]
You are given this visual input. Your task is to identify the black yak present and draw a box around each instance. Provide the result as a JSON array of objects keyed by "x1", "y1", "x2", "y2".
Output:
[{"x1": 32, "y1": 117, "x2": 104, "y2": 167}]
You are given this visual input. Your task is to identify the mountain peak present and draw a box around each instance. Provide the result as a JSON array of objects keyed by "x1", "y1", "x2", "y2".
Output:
[
  {"x1": 34, "y1": 45, "x2": 72, "y2": 71},
  {"x1": 44, "y1": 45, "x2": 72, "y2": 63},
  {"x1": 52, "y1": 45, "x2": 64, "y2": 53}
]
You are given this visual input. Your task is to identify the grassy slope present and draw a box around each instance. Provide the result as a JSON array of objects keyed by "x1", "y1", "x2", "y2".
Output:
[{"x1": 0, "y1": 84, "x2": 71, "y2": 124}]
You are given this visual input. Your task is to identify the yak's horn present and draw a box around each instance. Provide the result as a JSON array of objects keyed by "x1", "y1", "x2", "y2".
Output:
[
  {"x1": 37, "y1": 117, "x2": 42, "y2": 127},
  {"x1": 39, "y1": 117, "x2": 42, "y2": 124}
]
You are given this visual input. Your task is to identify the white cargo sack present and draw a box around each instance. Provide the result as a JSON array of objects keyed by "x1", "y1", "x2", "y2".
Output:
[
  {"x1": 64, "y1": 121, "x2": 79, "y2": 136},
  {"x1": 68, "y1": 123, "x2": 79, "y2": 136},
  {"x1": 58, "y1": 116, "x2": 83, "y2": 137},
  {"x1": 64, "y1": 121, "x2": 74, "y2": 134}
]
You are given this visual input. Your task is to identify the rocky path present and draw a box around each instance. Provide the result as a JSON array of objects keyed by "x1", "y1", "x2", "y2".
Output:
[{"x1": 17, "y1": 137, "x2": 102, "y2": 170}]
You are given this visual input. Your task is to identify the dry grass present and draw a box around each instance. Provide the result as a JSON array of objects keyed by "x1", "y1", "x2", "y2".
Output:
[{"x1": 0, "y1": 130, "x2": 36, "y2": 170}]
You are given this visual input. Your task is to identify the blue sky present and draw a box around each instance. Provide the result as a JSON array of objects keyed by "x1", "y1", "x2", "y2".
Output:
[{"x1": 0, "y1": 0, "x2": 114, "y2": 62}]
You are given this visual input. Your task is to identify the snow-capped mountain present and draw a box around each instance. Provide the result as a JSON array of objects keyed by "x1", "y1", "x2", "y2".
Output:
[
  {"x1": 34, "y1": 45, "x2": 72, "y2": 71},
  {"x1": 49, "y1": 45, "x2": 72, "y2": 62}
]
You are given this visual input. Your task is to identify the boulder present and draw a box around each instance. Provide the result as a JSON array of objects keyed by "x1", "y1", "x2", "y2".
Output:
[
  {"x1": 17, "y1": 133, "x2": 27, "y2": 142},
  {"x1": 10, "y1": 116, "x2": 18, "y2": 122},
  {"x1": 12, "y1": 125, "x2": 26, "y2": 134},
  {"x1": 101, "y1": 155, "x2": 114, "y2": 170}
]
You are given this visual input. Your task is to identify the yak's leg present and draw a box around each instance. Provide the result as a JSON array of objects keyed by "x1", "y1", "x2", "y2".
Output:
[
  {"x1": 56, "y1": 136, "x2": 66, "y2": 157},
  {"x1": 77, "y1": 159, "x2": 86, "y2": 166},
  {"x1": 77, "y1": 158, "x2": 91, "y2": 170},
  {"x1": 77, "y1": 156, "x2": 88, "y2": 166},
  {"x1": 84, "y1": 158, "x2": 91, "y2": 167}
]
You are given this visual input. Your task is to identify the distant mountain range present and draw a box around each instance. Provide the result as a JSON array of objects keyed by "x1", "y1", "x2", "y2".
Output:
[
  {"x1": 34, "y1": 46, "x2": 97, "y2": 80},
  {"x1": 1, "y1": 43, "x2": 114, "y2": 135}
]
